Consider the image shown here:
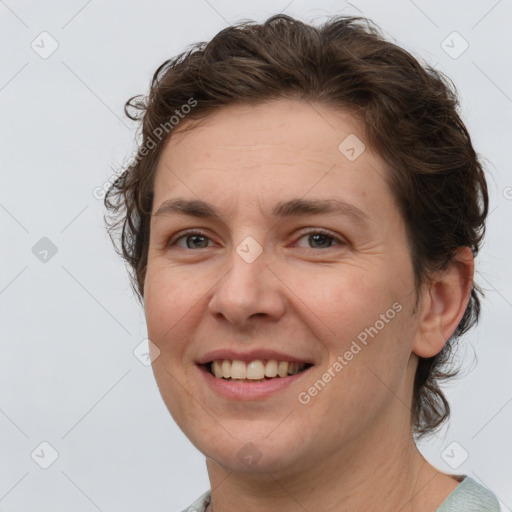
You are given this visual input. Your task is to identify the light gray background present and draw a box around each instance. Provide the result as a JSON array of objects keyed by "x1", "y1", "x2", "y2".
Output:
[{"x1": 1, "y1": 1, "x2": 511, "y2": 511}]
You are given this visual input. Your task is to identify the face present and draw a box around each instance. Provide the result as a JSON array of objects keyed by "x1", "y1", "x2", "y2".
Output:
[{"x1": 144, "y1": 99, "x2": 423, "y2": 476}]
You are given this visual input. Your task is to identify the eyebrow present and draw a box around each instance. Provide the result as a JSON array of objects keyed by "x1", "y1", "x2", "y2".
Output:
[{"x1": 153, "y1": 197, "x2": 370, "y2": 226}]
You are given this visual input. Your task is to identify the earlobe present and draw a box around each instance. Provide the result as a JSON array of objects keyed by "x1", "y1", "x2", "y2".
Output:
[{"x1": 412, "y1": 247, "x2": 474, "y2": 358}]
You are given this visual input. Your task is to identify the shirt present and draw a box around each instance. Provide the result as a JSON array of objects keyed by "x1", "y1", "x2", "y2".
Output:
[
  {"x1": 179, "y1": 475, "x2": 501, "y2": 511},
  {"x1": 436, "y1": 475, "x2": 501, "y2": 511}
]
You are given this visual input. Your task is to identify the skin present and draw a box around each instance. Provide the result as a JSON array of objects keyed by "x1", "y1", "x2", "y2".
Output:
[{"x1": 143, "y1": 99, "x2": 474, "y2": 512}]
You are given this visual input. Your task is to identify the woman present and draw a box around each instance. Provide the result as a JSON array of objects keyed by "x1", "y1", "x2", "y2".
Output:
[{"x1": 105, "y1": 14, "x2": 500, "y2": 512}]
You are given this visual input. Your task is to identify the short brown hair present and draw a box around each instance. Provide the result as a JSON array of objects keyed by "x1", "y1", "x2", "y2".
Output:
[{"x1": 104, "y1": 14, "x2": 489, "y2": 439}]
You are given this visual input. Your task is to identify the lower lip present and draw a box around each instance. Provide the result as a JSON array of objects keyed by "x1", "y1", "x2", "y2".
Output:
[{"x1": 198, "y1": 364, "x2": 311, "y2": 400}]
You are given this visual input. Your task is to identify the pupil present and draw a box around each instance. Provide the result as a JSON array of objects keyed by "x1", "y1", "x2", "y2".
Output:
[
  {"x1": 310, "y1": 234, "x2": 330, "y2": 248},
  {"x1": 187, "y1": 235, "x2": 208, "y2": 249}
]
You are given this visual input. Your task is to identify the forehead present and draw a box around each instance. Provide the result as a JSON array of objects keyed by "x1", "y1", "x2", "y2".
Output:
[
  {"x1": 161, "y1": 99, "x2": 363, "y2": 166},
  {"x1": 152, "y1": 99, "x2": 396, "y2": 221}
]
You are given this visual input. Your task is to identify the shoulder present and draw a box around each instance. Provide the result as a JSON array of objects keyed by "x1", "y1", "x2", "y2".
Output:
[
  {"x1": 437, "y1": 475, "x2": 501, "y2": 512},
  {"x1": 176, "y1": 480, "x2": 501, "y2": 512},
  {"x1": 177, "y1": 490, "x2": 211, "y2": 512}
]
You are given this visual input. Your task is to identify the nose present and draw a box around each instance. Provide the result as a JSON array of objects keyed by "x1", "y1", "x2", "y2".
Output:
[{"x1": 207, "y1": 240, "x2": 286, "y2": 329}]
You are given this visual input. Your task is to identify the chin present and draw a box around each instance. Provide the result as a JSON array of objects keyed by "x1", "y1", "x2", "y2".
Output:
[
  {"x1": 189, "y1": 423, "x2": 312, "y2": 476},
  {"x1": 205, "y1": 443, "x2": 302, "y2": 475}
]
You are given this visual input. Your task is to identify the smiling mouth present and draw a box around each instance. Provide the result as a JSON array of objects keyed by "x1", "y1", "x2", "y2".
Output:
[{"x1": 205, "y1": 359, "x2": 313, "y2": 381}]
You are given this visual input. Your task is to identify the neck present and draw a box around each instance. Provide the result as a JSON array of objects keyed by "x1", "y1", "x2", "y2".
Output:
[{"x1": 205, "y1": 410, "x2": 458, "y2": 512}]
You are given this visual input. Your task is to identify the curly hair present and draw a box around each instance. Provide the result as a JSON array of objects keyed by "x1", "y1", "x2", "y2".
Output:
[{"x1": 104, "y1": 14, "x2": 489, "y2": 439}]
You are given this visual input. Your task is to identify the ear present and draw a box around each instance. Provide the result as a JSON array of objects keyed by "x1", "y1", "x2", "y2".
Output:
[{"x1": 412, "y1": 247, "x2": 474, "y2": 358}]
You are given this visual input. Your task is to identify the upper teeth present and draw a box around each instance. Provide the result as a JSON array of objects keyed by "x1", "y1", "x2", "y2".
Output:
[{"x1": 211, "y1": 359, "x2": 306, "y2": 380}]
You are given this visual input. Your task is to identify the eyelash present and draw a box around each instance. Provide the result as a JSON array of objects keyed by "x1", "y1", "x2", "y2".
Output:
[{"x1": 168, "y1": 228, "x2": 346, "y2": 250}]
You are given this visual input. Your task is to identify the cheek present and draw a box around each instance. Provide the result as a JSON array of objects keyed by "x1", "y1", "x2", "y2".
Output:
[
  {"x1": 144, "y1": 266, "x2": 207, "y2": 349},
  {"x1": 302, "y1": 266, "x2": 412, "y2": 401},
  {"x1": 298, "y1": 266, "x2": 395, "y2": 343}
]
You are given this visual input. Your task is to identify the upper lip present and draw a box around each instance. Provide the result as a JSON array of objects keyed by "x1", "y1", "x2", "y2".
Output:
[{"x1": 196, "y1": 349, "x2": 314, "y2": 365}]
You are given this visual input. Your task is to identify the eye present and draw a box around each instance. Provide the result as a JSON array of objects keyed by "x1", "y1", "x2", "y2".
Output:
[
  {"x1": 170, "y1": 230, "x2": 214, "y2": 249},
  {"x1": 295, "y1": 229, "x2": 345, "y2": 250},
  {"x1": 168, "y1": 228, "x2": 346, "y2": 251}
]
